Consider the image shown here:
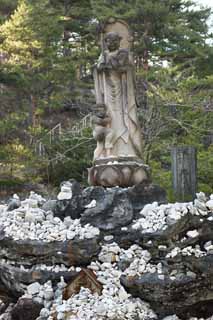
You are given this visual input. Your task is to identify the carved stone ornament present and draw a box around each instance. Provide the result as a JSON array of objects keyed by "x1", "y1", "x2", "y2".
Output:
[
  {"x1": 89, "y1": 18, "x2": 150, "y2": 187},
  {"x1": 88, "y1": 158, "x2": 150, "y2": 188}
]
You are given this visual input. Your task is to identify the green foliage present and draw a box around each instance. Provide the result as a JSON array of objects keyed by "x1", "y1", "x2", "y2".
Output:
[
  {"x1": 137, "y1": 63, "x2": 213, "y2": 197},
  {"x1": 0, "y1": 0, "x2": 17, "y2": 24},
  {"x1": 150, "y1": 159, "x2": 175, "y2": 202},
  {"x1": 38, "y1": 128, "x2": 95, "y2": 186},
  {"x1": 0, "y1": 140, "x2": 39, "y2": 187},
  {"x1": 91, "y1": 0, "x2": 212, "y2": 70},
  {"x1": 0, "y1": 0, "x2": 77, "y2": 129},
  {"x1": 0, "y1": 178, "x2": 23, "y2": 188},
  {"x1": 0, "y1": 0, "x2": 212, "y2": 196},
  {"x1": 197, "y1": 146, "x2": 213, "y2": 194}
]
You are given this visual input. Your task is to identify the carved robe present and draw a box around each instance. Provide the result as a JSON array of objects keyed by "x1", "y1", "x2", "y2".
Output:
[{"x1": 93, "y1": 48, "x2": 143, "y2": 160}]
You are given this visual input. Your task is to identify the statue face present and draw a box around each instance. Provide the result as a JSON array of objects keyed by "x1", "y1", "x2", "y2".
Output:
[{"x1": 105, "y1": 32, "x2": 121, "y2": 52}]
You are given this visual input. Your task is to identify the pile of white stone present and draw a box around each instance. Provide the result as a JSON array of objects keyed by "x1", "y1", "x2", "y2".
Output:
[
  {"x1": 1, "y1": 190, "x2": 213, "y2": 243},
  {"x1": 28, "y1": 242, "x2": 158, "y2": 320},
  {"x1": 30, "y1": 239, "x2": 213, "y2": 319},
  {"x1": 166, "y1": 245, "x2": 206, "y2": 259},
  {"x1": 1, "y1": 189, "x2": 213, "y2": 319},
  {"x1": 0, "y1": 192, "x2": 100, "y2": 242},
  {"x1": 0, "y1": 257, "x2": 81, "y2": 273},
  {"x1": 133, "y1": 193, "x2": 213, "y2": 233},
  {"x1": 166, "y1": 240, "x2": 213, "y2": 259},
  {"x1": 97, "y1": 242, "x2": 158, "y2": 277}
]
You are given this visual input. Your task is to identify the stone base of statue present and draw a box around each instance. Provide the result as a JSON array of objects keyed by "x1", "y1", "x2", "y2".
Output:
[{"x1": 88, "y1": 157, "x2": 150, "y2": 187}]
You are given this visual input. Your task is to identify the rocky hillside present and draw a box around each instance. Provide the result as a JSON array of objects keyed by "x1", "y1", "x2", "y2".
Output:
[{"x1": 0, "y1": 182, "x2": 213, "y2": 319}]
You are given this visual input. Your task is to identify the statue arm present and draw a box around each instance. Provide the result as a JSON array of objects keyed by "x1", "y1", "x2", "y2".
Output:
[
  {"x1": 101, "y1": 115, "x2": 111, "y2": 126},
  {"x1": 96, "y1": 52, "x2": 111, "y2": 70},
  {"x1": 116, "y1": 49, "x2": 130, "y2": 66},
  {"x1": 92, "y1": 114, "x2": 111, "y2": 127},
  {"x1": 104, "y1": 49, "x2": 131, "y2": 71},
  {"x1": 92, "y1": 115, "x2": 103, "y2": 126}
]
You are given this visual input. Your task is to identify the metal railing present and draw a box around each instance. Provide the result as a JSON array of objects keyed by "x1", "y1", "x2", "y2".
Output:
[
  {"x1": 33, "y1": 113, "x2": 92, "y2": 157},
  {"x1": 68, "y1": 113, "x2": 92, "y2": 137}
]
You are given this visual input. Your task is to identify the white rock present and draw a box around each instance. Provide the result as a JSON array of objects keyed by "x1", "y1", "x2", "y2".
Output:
[
  {"x1": 206, "y1": 199, "x2": 213, "y2": 211},
  {"x1": 204, "y1": 241, "x2": 213, "y2": 252},
  {"x1": 44, "y1": 288, "x2": 54, "y2": 301},
  {"x1": 138, "y1": 264, "x2": 146, "y2": 273},
  {"x1": 67, "y1": 231, "x2": 75, "y2": 240},
  {"x1": 168, "y1": 208, "x2": 182, "y2": 221},
  {"x1": 121, "y1": 226, "x2": 128, "y2": 231},
  {"x1": 196, "y1": 192, "x2": 207, "y2": 202},
  {"x1": 56, "y1": 304, "x2": 67, "y2": 313},
  {"x1": 194, "y1": 199, "x2": 207, "y2": 211},
  {"x1": 27, "y1": 282, "x2": 41, "y2": 295},
  {"x1": 57, "y1": 184, "x2": 72, "y2": 201},
  {"x1": 57, "y1": 312, "x2": 65, "y2": 320},
  {"x1": 63, "y1": 217, "x2": 72, "y2": 227},
  {"x1": 28, "y1": 199, "x2": 38, "y2": 208},
  {"x1": 85, "y1": 199, "x2": 97, "y2": 209},
  {"x1": 186, "y1": 230, "x2": 199, "y2": 238},
  {"x1": 163, "y1": 315, "x2": 180, "y2": 320},
  {"x1": 104, "y1": 235, "x2": 114, "y2": 241},
  {"x1": 40, "y1": 308, "x2": 50, "y2": 317},
  {"x1": 95, "y1": 303, "x2": 107, "y2": 315},
  {"x1": 158, "y1": 245, "x2": 167, "y2": 250},
  {"x1": 13, "y1": 194, "x2": 20, "y2": 200}
]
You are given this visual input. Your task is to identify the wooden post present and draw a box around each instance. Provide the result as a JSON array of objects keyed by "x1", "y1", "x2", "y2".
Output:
[{"x1": 171, "y1": 146, "x2": 197, "y2": 201}]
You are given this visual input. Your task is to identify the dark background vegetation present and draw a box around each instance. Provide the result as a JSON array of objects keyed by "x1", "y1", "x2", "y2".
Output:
[{"x1": 0, "y1": 0, "x2": 212, "y2": 198}]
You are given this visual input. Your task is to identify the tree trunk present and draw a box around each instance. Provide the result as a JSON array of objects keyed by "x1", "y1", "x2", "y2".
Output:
[
  {"x1": 29, "y1": 94, "x2": 36, "y2": 127},
  {"x1": 171, "y1": 146, "x2": 197, "y2": 201},
  {"x1": 142, "y1": 48, "x2": 149, "y2": 71},
  {"x1": 142, "y1": 21, "x2": 151, "y2": 71}
]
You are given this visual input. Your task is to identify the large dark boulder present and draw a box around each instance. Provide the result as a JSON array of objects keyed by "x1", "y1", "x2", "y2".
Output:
[
  {"x1": 121, "y1": 256, "x2": 213, "y2": 319},
  {"x1": 42, "y1": 200, "x2": 57, "y2": 214},
  {"x1": 0, "y1": 236, "x2": 100, "y2": 295},
  {"x1": 49, "y1": 182, "x2": 166, "y2": 223},
  {"x1": 43, "y1": 180, "x2": 83, "y2": 220},
  {"x1": 0, "y1": 262, "x2": 77, "y2": 296},
  {"x1": 126, "y1": 183, "x2": 167, "y2": 213},
  {"x1": 120, "y1": 213, "x2": 213, "y2": 319},
  {"x1": 11, "y1": 298, "x2": 42, "y2": 320},
  {"x1": 0, "y1": 303, "x2": 14, "y2": 320},
  {"x1": 0, "y1": 237, "x2": 100, "y2": 267},
  {"x1": 81, "y1": 187, "x2": 133, "y2": 230},
  {"x1": 7, "y1": 199, "x2": 21, "y2": 212}
]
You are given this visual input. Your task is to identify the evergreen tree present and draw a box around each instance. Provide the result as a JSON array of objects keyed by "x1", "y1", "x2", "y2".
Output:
[
  {"x1": 0, "y1": 0, "x2": 212, "y2": 193},
  {"x1": 0, "y1": 0, "x2": 17, "y2": 24},
  {"x1": 90, "y1": 0, "x2": 212, "y2": 71},
  {"x1": 0, "y1": 0, "x2": 73, "y2": 126}
]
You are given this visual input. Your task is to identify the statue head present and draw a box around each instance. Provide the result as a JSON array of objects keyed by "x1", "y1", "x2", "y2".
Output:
[{"x1": 104, "y1": 32, "x2": 122, "y2": 52}]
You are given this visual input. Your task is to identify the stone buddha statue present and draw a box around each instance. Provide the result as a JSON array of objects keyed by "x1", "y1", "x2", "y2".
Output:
[
  {"x1": 89, "y1": 19, "x2": 149, "y2": 187},
  {"x1": 93, "y1": 30, "x2": 143, "y2": 161}
]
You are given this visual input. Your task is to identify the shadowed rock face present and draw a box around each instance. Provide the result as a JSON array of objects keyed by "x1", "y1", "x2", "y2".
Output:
[
  {"x1": 0, "y1": 237, "x2": 100, "y2": 295},
  {"x1": 0, "y1": 237, "x2": 101, "y2": 266},
  {"x1": 80, "y1": 184, "x2": 166, "y2": 231},
  {"x1": 47, "y1": 182, "x2": 166, "y2": 223},
  {"x1": 121, "y1": 266, "x2": 213, "y2": 319},
  {"x1": 120, "y1": 214, "x2": 213, "y2": 319},
  {"x1": 11, "y1": 298, "x2": 42, "y2": 320},
  {"x1": 81, "y1": 188, "x2": 134, "y2": 230}
]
